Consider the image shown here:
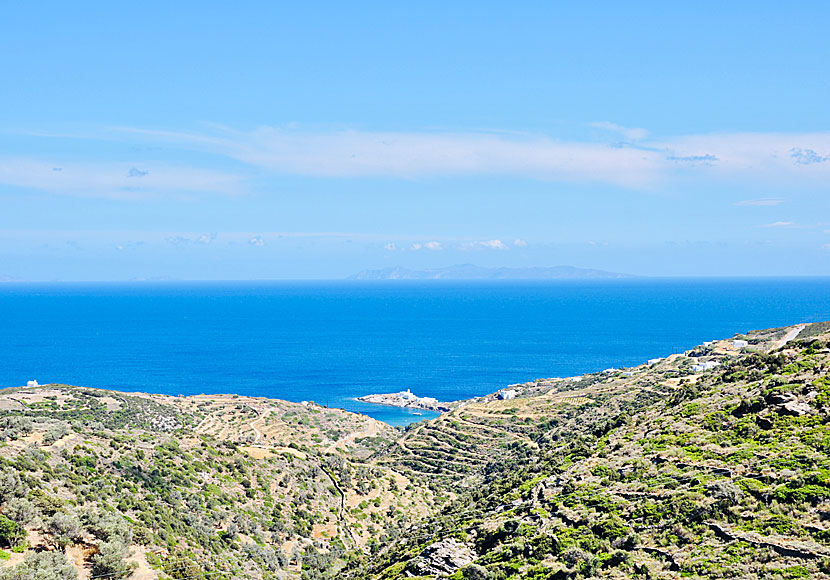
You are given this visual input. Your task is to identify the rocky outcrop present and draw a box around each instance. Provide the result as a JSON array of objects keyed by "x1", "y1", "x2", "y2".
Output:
[{"x1": 411, "y1": 538, "x2": 476, "y2": 576}]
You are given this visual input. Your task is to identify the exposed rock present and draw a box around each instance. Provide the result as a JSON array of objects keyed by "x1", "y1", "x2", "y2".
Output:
[
  {"x1": 411, "y1": 538, "x2": 475, "y2": 576},
  {"x1": 779, "y1": 400, "x2": 814, "y2": 417}
]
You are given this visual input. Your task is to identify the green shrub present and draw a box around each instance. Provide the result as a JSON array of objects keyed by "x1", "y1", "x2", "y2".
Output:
[{"x1": 0, "y1": 515, "x2": 25, "y2": 548}]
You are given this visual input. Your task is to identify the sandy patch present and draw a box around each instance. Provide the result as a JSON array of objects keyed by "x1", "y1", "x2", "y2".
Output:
[{"x1": 125, "y1": 545, "x2": 158, "y2": 580}]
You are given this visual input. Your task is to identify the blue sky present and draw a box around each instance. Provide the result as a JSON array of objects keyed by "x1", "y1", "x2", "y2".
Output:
[{"x1": 2, "y1": 1, "x2": 830, "y2": 280}]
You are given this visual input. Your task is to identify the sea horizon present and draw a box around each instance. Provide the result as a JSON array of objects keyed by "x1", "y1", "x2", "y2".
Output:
[{"x1": 2, "y1": 278, "x2": 828, "y2": 426}]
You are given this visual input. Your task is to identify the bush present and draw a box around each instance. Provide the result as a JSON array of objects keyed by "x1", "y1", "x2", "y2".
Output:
[
  {"x1": 48, "y1": 512, "x2": 83, "y2": 551},
  {"x1": 0, "y1": 515, "x2": 25, "y2": 548},
  {"x1": 4, "y1": 497, "x2": 37, "y2": 526},
  {"x1": 90, "y1": 540, "x2": 137, "y2": 579},
  {"x1": 0, "y1": 550, "x2": 77, "y2": 580},
  {"x1": 462, "y1": 563, "x2": 490, "y2": 580}
]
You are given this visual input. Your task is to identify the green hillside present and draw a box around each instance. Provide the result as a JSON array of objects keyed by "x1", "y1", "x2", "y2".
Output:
[{"x1": 1, "y1": 322, "x2": 829, "y2": 579}]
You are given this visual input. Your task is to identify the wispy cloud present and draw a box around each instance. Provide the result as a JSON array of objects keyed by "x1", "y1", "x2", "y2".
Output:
[
  {"x1": 734, "y1": 198, "x2": 785, "y2": 207},
  {"x1": 7, "y1": 126, "x2": 830, "y2": 195},
  {"x1": 0, "y1": 157, "x2": 243, "y2": 198},
  {"x1": 126, "y1": 125, "x2": 830, "y2": 187},
  {"x1": 589, "y1": 121, "x2": 649, "y2": 141},
  {"x1": 759, "y1": 221, "x2": 797, "y2": 228}
]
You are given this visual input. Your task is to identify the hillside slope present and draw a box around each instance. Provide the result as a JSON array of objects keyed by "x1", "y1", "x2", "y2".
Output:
[
  {"x1": 1, "y1": 322, "x2": 829, "y2": 579},
  {"x1": 0, "y1": 389, "x2": 431, "y2": 579},
  {"x1": 347, "y1": 322, "x2": 830, "y2": 579}
]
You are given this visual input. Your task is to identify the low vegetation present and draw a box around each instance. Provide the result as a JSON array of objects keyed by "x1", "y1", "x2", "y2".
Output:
[{"x1": 0, "y1": 322, "x2": 829, "y2": 579}]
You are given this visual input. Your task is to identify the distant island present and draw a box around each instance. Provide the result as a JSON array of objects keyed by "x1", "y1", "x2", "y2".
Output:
[{"x1": 349, "y1": 264, "x2": 634, "y2": 280}]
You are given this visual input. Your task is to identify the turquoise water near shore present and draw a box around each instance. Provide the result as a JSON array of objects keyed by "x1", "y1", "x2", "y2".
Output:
[{"x1": 0, "y1": 279, "x2": 828, "y2": 426}]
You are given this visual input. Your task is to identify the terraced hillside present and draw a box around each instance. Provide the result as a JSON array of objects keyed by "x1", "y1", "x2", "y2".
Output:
[
  {"x1": 2, "y1": 321, "x2": 829, "y2": 580},
  {"x1": 0, "y1": 388, "x2": 431, "y2": 579},
  {"x1": 348, "y1": 322, "x2": 830, "y2": 579}
]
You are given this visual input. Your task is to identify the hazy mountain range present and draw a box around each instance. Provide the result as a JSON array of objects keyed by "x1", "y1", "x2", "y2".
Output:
[{"x1": 349, "y1": 264, "x2": 635, "y2": 280}]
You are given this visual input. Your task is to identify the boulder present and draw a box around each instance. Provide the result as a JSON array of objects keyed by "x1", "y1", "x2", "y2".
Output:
[
  {"x1": 412, "y1": 538, "x2": 476, "y2": 576},
  {"x1": 779, "y1": 400, "x2": 813, "y2": 417}
]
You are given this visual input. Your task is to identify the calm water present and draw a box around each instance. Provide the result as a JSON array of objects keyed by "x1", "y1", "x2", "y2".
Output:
[{"x1": 1, "y1": 279, "x2": 828, "y2": 426}]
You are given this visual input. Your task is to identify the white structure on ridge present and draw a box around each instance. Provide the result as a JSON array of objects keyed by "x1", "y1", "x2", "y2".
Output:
[
  {"x1": 399, "y1": 389, "x2": 417, "y2": 401},
  {"x1": 27, "y1": 380, "x2": 39, "y2": 388},
  {"x1": 692, "y1": 361, "x2": 721, "y2": 372},
  {"x1": 498, "y1": 389, "x2": 517, "y2": 400}
]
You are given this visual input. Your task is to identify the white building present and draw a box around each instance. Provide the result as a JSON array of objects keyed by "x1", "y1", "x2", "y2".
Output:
[
  {"x1": 692, "y1": 361, "x2": 721, "y2": 372},
  {"x1": 733, "y1": 340, "x2": 749, "y2": 348},
  {"x1": 399, "y1": 389, "x2": 417, "y2": 401},
  {"x1": 498, "y1": 389, "x2": 517, "y2": 400},
  {"x1": 647, "y1": 358, "x2": 663, "y2": 365},
  {"x1": 27, "y1": 380, "x2": 39, "y2": 388}
]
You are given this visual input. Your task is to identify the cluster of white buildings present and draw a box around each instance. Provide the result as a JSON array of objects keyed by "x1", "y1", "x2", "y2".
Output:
[{"x1": 398, "y1": 389, "x2": 438, "y2": 406}]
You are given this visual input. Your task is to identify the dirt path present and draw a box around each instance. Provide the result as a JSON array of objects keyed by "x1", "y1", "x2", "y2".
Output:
[
  {"x1": 244, "y1": 405, "x2": 263, "y2": 443},
  {"x1": 777, "y1": 324, "x2": 806, "y2": 349}
]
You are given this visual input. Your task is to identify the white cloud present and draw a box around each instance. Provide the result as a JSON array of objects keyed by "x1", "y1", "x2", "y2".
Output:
[
  {"x1": 408, "y1": 241, "x2": 443, "y2": 251},
  {"x1": 734, "y1": 198, "x2": 785, "y2": 207},
  {"x1": 459, "y1": 239, "x2": 508, "y2": 250},
  {"x1": 383, "y1": 242, "x2": 397, "y2": 251},
  {"x1": 589, "y1": 121, "x2": 650, "y2": 141},
  {"x1": 136, "y1": 126, "x2": 830, "y2": 187},
  {"x1": 115, "y1": 126, "x2": 664, "y2": 188},
  {"x1": 513, "y1": 238, "x2": 528, "y2": 247},
  {"x1": 760, "y1": 221, "x2": 796, "y2": 228},
  {"x1": 9, "y1": 126, "x2": 830, "y2": 195},
  {"x1": 197, "y1": 233, "x2": 217, "y2": 244},
  {"x1": 248, "y1": 235, "x2": 265, "y2": 247},
  {"x1": 162, "y1": 233, "x2": 219, "y2": 246}
]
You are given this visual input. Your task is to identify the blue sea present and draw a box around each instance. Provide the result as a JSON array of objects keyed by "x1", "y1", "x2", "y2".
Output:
[{"x1": 1, "y1": 279, "x2": 829, "y2": 426}]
